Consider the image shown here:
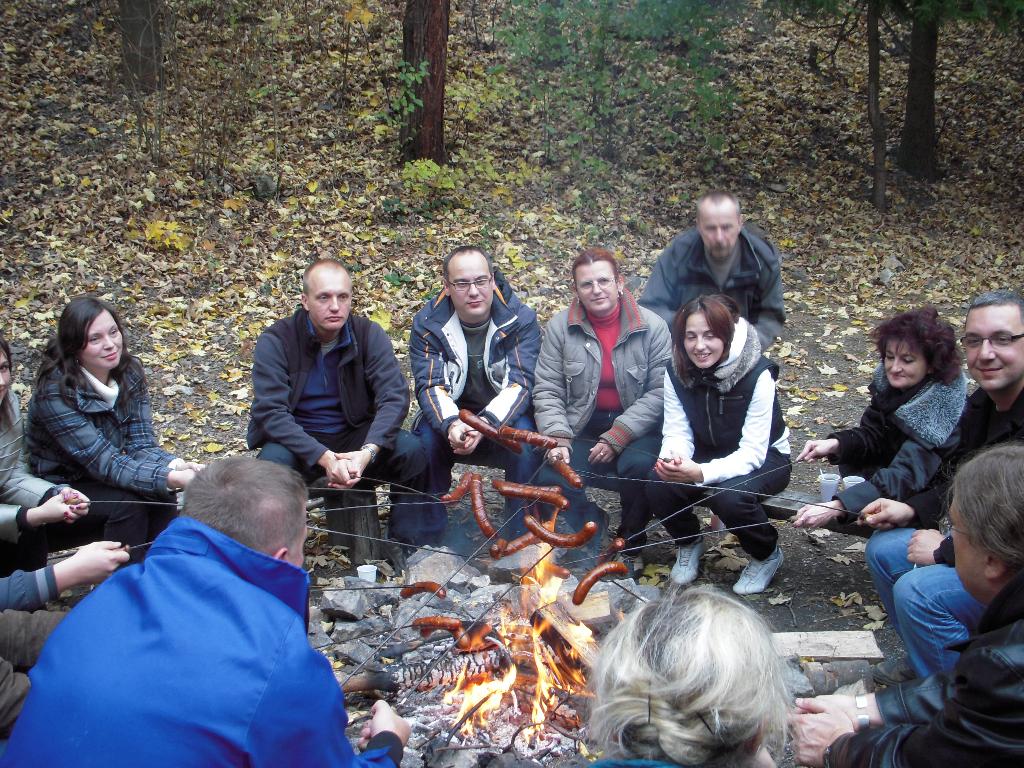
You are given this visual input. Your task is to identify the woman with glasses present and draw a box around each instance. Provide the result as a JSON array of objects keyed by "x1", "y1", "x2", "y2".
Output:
[
  {"x1": 26, "y1": 297, "x2": 203, "y2": 561},
  {"x1": 792, "y1": 307, "x2": 965, "y2": 531},
  {"x1": 533, "y1": 247, "x2": 672, "y2": 570}
]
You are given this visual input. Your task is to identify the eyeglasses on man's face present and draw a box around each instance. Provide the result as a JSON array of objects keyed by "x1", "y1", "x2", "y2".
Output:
[
  {"x1": 447, "y1": 276, "x2": 492, "y2": 293},
  {"x1": 959, "y1": 332, "x2": 1024, "y2": 349}
]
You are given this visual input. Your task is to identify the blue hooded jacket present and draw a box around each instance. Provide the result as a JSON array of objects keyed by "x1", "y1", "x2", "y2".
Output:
[{"x1": 1, "y1": 517, "x2": 399, "y2": 768}]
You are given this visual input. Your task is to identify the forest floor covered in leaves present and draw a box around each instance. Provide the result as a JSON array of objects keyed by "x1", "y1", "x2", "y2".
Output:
[{"x1": 3, "y1": 0, "x2": 1024, "y2": 674}]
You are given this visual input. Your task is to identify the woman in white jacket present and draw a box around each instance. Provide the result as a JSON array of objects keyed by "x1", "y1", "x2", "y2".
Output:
[{"x1": 647, "y1": 294, "x2": 791, "y2": 595}]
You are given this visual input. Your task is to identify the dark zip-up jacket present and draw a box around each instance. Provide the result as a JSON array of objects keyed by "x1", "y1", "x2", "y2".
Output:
[
  {"x1": 827, "y1": 567, "x2": 1024, "y2": 767},
  {"x1": 639, "y1": 226, "x2": 785, "y2": 348},
  {"x1": 905, "y1": 386, "x2": 1024, "y2": 564},
  {"x1": 410, "y1": 269, "x2": 540, "y2": 434},
  {"x1": 247, "y1": 309, "x2": 409, "y2": 469},
  {"x1": 829, "y1": 366, "x2": 965, "y2": 518}
]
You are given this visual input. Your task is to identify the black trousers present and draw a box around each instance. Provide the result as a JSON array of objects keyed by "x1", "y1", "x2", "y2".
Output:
[{"x1": 645, "y1": 449, "x2": 791, "y2": 561}]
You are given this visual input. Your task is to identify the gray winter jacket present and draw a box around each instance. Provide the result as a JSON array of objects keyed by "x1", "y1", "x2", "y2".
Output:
[
  {"x1": 0, "y1": 400, "x2": 53, "y2": 544},
  {"x1": 533, "y1": 289, "x2": 671, "y2": 452}
]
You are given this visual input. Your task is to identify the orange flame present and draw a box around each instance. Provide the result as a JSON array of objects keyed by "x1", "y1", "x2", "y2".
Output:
[{"x1": 445, "y1": 542, "x2": 595, "y2": 739}]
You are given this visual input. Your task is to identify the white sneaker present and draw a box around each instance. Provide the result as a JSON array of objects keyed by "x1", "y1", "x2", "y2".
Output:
[
  {"x1": 733, "y1": 548, "x2": 784, "y2": 595},
  {"x1": 670, "y1": 539, "x2": 705, "y2": 585}
]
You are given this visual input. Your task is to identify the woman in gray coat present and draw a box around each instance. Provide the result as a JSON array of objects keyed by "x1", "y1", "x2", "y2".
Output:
[{"x1": 533, "y1": 248, "x2": 671, "y2": 569}]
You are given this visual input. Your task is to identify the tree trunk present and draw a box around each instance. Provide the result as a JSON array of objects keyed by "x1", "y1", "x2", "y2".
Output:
[
  {"x1": 400, "y1": 0, "x2": 450, "y2": 163},
  {"x1": 120, "y1": 0, "x2": 162, "y2": 93},
  {"x1": 897, "y1": 14, "x2": 938, "y2": 179},
  {"x1": 867, "y1": 0, "x2": 887, "y2": 211}
]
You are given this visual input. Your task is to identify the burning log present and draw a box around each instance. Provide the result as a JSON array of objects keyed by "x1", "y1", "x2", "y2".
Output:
[
  {"x1": 342, "y1": 648, "x2": 513, "y2": 693},
  {"x1": 531, "y1": 600, "x2": 598, "y2": 680}
]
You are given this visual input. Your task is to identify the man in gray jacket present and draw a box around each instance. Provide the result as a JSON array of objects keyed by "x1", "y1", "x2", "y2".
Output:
[{"x1": 639, "y1": 191, "x2": 785, "y2": 349}]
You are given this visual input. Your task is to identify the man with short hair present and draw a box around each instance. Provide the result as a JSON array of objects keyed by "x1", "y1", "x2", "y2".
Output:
[
  {"x1": 1, "y1": 457, "x2": 411, "y2": 767},
  {"x1": 247, "y1": 259, "x2": 424, "y2": 543},
  {"x1": 639, "y1": 191, "x2": 785, "y2": 348},
  {"x1": 863, "y1": 289, "x2": 1024, "y2": 681},
  {"x1": 391, "y1": 246, "x2": 542, "y2": 545},
  {"x1": 791, "y1": 443, "x2": 1024, "y2": 766}
]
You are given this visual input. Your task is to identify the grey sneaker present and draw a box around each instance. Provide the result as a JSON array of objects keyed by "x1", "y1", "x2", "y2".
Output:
[
  {"x1": 872, "y1": 657, "x2": 916, "y2": 686},
  {"x1": 670, "y1": 539, "x2": 705, "y2": 585},
  {"x1": 733, "y1": 547, "x2": 784, "y2": 595}
]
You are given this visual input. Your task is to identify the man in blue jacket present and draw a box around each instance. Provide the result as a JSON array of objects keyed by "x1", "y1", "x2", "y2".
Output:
[
  {"x1": 247, "y1": 258, "x2": 425, "y2": 546},
  {"x1": 1, "y1": 456, "x2": 411, "y2": 767},
  {"x1": 390, "y1": 246, "x2": 542, "y2": 546},
  {"x1": 639, "y1": 191, "x2": 785, "y2": 349}
]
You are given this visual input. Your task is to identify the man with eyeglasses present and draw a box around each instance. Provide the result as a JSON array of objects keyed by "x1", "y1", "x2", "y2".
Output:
[
  {"x1": 639, "y1": 190, "x2": 785, "y2": 349},
  {"x1": 862, "y1": 289, "x2": 1024, "y2": 684},
  {"x1": 390, "y1": 246, "x2": 542, "y2": 548}
]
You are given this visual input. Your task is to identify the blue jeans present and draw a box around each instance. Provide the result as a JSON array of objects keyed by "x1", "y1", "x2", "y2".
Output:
[
  {"x1": 866, "y1": 528, "x2": 985, "y2": 676},
  {"x1": 388, "y1": 412, "x2": 544, "y2": 545}
]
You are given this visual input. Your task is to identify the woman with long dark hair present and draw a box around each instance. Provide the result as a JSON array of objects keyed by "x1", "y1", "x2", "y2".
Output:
[{"x1": 27, "y1": 297, "x2": 202, "y2": 557}]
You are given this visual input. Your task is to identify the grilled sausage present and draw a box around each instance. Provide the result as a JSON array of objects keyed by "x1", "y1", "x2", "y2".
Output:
[
  {"x1": 492, "y1": 479, "x2": 569, "y2": 509},
  {"x1": 597, "y1": 537, "x2": 627, "y2": 565},
  {"x1": 400, "y1": 581, "x2": 448, "y2": 599},
  {"x1": 458, "y1": 409, "x2": 522, "y2": 453},
  {"x1": 412, "y1": 616, "x2": 463, "y2": 638},
  {"x1": 523, "y1": 516, "x2": 598, "y2": 549},
  {"x1": 440, "y1": 471, "x2": 473, "y2": 503},
  {"x1": 549, "y1": 459, "x2": 584, "y2": 488},
  {"x1": 469, "y1": 475, "x2": 497, "y2": 538},
  {"x1": 572, "y1": 561, "x2": 629, "y2": 605},
  {"x1": 497, "y1": 426, "x2": 559, "y2": 449}
]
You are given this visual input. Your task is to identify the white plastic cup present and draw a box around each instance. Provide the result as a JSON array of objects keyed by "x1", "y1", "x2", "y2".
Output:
[
  {"x1": 842, "y1": 475, "x2": 866, "y2": 491},
  {"x1": 819, "y1": 473, "x2": 841, "y2": 502},
  {"x1": 356, "y1": 564, "x2": 378, "y2": 583}
]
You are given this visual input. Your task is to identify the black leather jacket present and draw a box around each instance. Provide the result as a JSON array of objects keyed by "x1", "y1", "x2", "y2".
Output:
[{"x1": 828, "y1": 568, "x2": 1024, "y2": 766}]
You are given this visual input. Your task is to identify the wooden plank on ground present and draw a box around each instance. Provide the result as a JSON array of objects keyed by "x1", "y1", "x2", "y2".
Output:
[{"x1": 773, "y1": 630, "x2": 883, "y2": 662}]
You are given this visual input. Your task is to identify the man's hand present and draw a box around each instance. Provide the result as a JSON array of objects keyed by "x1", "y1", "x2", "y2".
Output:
[
  {"x1": 447, "y1": 420, "x2": 482, "y2": 456},
  {"x1": 793, "y1": 499, "x2": 845, "y2": 529},
  {"x1": 654, "y1": 457, "x2": 703, "y2": 483},
  {"x1": 796, "y1": 438, "x2": 840, "y2": 463},
  {"x1": 588, "y1": 440, "x2": 616, "y2": 465},
  {"x1": 907, "y1": 528, "x2": 944, "y2": 565},
  {"x1": 26, "y1": 487, "x2": 91, "y2": 527},
  {"x1": 53, "y1": 541, "x2": 130, "y2": 591},
  {"x1": 319, "y1": 449, "x2": 372, "y2": 489},
  {"x1": 790, "y1": 694, "x2": 881, "y2": 767},
  {"x1": 859, "y1": 498, "x2": 916, "y2": 530},
  {"x1": 358, "y1": 700, "x2": 411, "y2": 748}
]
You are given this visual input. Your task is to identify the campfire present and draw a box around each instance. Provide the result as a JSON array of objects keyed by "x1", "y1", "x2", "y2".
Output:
[
  {"x1": 324, "y1": 536, "x2": 648, "y2": 763},
  {"x1": 442, "y1": 543, "x2": 596, "y2": 741}
]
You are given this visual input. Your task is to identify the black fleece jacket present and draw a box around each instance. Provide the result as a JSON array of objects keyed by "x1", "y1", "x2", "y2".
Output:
[{"x1": 246, "y1": 309, "x2": 410, "y2": 469}]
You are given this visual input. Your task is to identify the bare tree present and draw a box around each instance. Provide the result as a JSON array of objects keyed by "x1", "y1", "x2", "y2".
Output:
[
  {"x1": 120, "y1": 0, "x2": 162, "y2": 93},
  {"x1": 400, "y1": 0, "x2": 450, "y2": 163}
]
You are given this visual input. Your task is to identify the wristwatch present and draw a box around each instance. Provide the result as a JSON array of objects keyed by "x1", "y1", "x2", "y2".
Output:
[{"x1": 360, "y1": 443, "x2": 379, "y2": 463}]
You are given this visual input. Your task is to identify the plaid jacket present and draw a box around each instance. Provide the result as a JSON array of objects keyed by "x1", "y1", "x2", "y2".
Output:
[{"x1": 27, "y1": 364, "x2": 174, "y2": 497}]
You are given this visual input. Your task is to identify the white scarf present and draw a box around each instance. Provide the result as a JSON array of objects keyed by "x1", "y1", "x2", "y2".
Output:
[{"x1": 81, "y1": 367, "x2": 120, "y2": 407}]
